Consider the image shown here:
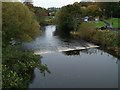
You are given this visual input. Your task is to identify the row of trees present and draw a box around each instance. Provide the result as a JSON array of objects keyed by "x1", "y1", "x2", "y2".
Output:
[
  {"x1": 55, "y1": 2, "x2": 120, "y2": 34},
  {"x1": 25, "y1": 2, "x2": 48, "y2": 25},
  {"x1": 80, "y1": 2, "x2": 120, "y2": 18},
  {"x1": 55, "y1": 2, "x2": 101, "y2": 34},
  {"x1": 96, "y1": 2, "x2": 120, "y2": 18}
]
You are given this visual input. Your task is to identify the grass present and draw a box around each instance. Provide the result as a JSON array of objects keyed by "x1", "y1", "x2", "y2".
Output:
[
  {"x1": 94, "y1": 21, "x2": 106, "y2": 28},
  {"x1": 105, "y1": 18, "x2": 120, "y2": 28},
  {"x1": 90, "y1": 18, "x2": 120, "y2": 28}
]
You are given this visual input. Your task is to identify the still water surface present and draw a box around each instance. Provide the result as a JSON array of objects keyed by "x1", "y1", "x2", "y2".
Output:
[{"x1": 23, "y1": 25, "x2": 118, "y2": 88}]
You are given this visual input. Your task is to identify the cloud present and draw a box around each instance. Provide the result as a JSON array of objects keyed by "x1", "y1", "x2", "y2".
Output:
[
  {"x1": 1, "y1": 0, "x2": 19, "y2": 1},
  {"x1": 33, "y1": 0, "x2": 82, "y2": 8}
]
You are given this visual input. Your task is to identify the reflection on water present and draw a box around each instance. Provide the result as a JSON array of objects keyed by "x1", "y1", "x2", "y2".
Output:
[
  {"x1": 22, "y1": 25, "x2": 119, "y2": 88},
  {"x1": 62, "y1": 49, "x2": 98, "y2": 56},
  {"x1": 63, "y1": 49, "x2": 81, "y2": 56},
  {"x1": 29, "y1": 48, "x2": 119, "y2": 88}
]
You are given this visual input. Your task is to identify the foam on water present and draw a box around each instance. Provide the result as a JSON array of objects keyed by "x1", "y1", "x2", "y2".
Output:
[{"x1": 34, "y1": 45, "x2": 99, "y2": 55}]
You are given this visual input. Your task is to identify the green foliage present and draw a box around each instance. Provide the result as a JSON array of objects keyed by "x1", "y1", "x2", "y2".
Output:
[
  {"x1": 24, "y1": 2, "x2": 35, "y2": 12},
  {"x1": 2, "y1": 2, "x2": 51, "y2": 89},
  {"x1": 2, "y1": 2, "x2": 40, "y2": 43},
  {"x1": 45, "y1": 16, "x2": 54, "y2": 25},
  {"x1": 34, "y1": 7, "x2": 47, "y2": 25},
  {"x1": 2, "y1": 45, "x2": 50, "y2": 88},
  {"x1": 105, "y1": 18, "x2": 120, "y2": 28},
  {"x1": 80, "y1": 2, "x2": 120, "y2": 18},
  {"x1": 55, "y1": 4, "x2": 82, "y2": 33},
  {"x1": 81, "y1": 6, "x2": 87, "y2": 17},
  {"x1": 96, "y1": 2, "x2": 120, "y2": 18},
  {"x1": 86, "y1": 5, "x2": 102, "y2": 17},
  {"x1": 79, "y1": 22, "x2": 119, "y2": 47},
  {"x1": 78, "y1": 23, "x2": 120, "y2": 56},
  {"x1": 94, "y1": 21, "x2": 106, "y2": 28},
  {"x1": 48, "y1": 7, "x2": 59, "y2": 16},
  {"x1": 78, "y1": 22, "x2": 96, "y2": 40},
  {"x1": 92, "y1": 30, "x2": 119, "y2": 47}
]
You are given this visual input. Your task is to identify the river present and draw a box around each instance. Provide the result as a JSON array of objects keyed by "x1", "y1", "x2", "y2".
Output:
[{"x1": 22, "y1": 25, "x2": 119, "y2": 88}]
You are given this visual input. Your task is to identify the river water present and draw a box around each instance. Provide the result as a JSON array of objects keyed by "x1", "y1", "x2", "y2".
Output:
[{"x1": 23, "y1": 25, "x2": 119, "y2": 88}]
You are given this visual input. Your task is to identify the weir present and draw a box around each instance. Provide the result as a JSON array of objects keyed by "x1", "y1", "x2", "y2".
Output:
[
  {"x1": 34, "y1": 44, "x2": 99, "y2": 55},
  {"x1": 22, "y1": 25, "x2": 99, "y2": 55}
]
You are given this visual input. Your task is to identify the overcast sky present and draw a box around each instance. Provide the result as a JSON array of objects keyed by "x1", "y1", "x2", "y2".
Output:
[
  {"x1": 3, "y1": 0, "x2": 119, "y2": 8},
  {"x1": 32, "y1": 0, "x2": 119, "y2": 8},
  {"x1": 32, "y1": 0, "x2": 83, "y2": 8}
]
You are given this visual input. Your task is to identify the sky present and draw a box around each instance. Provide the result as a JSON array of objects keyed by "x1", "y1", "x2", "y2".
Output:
[
  {"x1": 32, "y1": 0, "x2": 119, "y2": 9},
  {"x1": 32, "y1": 0, "x2": 83, "y2": 8},
  {"x1": 2, "y1": 0, "x2": 119, "y2": 8}
]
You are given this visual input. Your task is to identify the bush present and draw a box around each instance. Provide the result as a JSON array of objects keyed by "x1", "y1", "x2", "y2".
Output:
[
  {"x1": 2, "y1": 2, "x2": 40, "y2": 43},
  {"x1": 2, "y1": 45, "x2": 50, "y2": 88},
  {"x1": 78, "y1": 22, "x2": 96, "y2": 41},
  {"x1": 55, "y1": 4, "x2": 81, "y2": 34}
]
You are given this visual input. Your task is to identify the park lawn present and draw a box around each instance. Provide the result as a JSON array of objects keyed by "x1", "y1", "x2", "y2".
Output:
[
  {"x1": 94, "y1": 21, "x2": 106, "y2": 28},
  {"x1": 105, "y1": 18, "x2": 120, "y2": 28},
  {"x1": 93, "y1": 18, "x2": 120, "y2": 28}
]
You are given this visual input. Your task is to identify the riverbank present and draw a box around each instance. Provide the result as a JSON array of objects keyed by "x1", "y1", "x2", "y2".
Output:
[
  {"x1": 71, "y1": 22, "x2": 120, "y2": 59},
  {"x1": 2, "y1": 44, "x2": 50, "y2": 88},
  {"x1": 2, "y1": 45, "x2": 39, "y2": 88}
]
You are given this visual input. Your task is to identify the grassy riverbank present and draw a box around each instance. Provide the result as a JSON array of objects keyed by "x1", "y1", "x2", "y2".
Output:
[{"x1": 72, "y1": 22, "x2": 120, "y2": 58}]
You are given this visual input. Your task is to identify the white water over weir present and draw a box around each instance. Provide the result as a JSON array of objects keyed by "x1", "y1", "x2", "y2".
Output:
[
  {"x1": 34, "y1": 44, "x2": 99, "y2": 55},
  {"x1": 22, "y1": 25, "x2": 99, "y2": 55}
]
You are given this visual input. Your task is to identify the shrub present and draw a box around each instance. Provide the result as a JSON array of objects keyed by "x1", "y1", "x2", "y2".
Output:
[
  {"x1": 2, "y1": 2, "x2": 40, "y2": 43},
  {"x1": 2, "y1": 45, "x2": 50, "y2": 88}
]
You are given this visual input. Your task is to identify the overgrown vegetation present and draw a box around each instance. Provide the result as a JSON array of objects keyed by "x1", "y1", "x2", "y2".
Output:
[
  {"x1": 2, "y1": 45, "x2": 50, "y2": 88},
  {"x1": 55, "y1": 3, "x2": 81, "y2": 34},
  {"x1": 2, "y1": 2, "x2": 50, "y2": 88},
  {"x1": 55, "y1": 2, "x2": 120, "y2": 58},
  {"x1": 55, "y1": 2, "x2": 120, "y2": 34},
  {"x1": 96, "y1": 2, "x2": 120, "y2": 18},
  {"x1": 2, "y1": 2, "x2": 40, "y2": 43},
  {"x1": 25, "y1": 3, "x2": 48, "y2": 25},
  {"x1": 78, "y1": 22, "x2": 120, "y2": 57}
]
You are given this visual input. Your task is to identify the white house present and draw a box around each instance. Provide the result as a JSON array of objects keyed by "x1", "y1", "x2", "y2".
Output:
[{"x1": 84, "y1": 16, "x2": 89, "y2": 22}]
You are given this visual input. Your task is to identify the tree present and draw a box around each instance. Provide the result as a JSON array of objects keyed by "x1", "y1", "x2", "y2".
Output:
[
  {"x1": 81, "y1": 6, "x2": 87, "y2": 17},
  {"x1": 55, "y1": 4, "x2": 82, "y2": 34},
  {"x1": 34, "y1": 7, "x2": 47, "y2": 25},
  {"x1": 96, "y1": 2, "x2": 120, "y2": 18},
  {"x1": 86, "y1": 4, "x2": 102, "y2": 17},
  {"x1": 23, "y1": 0, "x2": 33, "y2": 4},
  {"x1": 2, "y1": 2, "x2": 40, "y2": 44}
]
